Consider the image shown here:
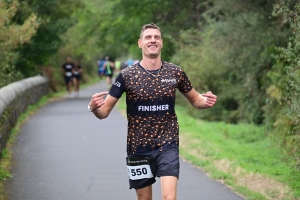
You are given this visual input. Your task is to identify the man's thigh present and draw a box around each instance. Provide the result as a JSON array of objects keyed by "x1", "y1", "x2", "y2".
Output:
[
  {"x1": 160, "y1": 176, "x2": 178, "y2": 199},
  {"x1": 135, "y1": 185, "x2": 152, "y2": 200}
]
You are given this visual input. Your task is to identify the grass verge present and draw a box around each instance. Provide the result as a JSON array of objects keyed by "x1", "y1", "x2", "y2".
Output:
[{"x1": 117, "y1": 95, "x2": 300, "y2": 200}]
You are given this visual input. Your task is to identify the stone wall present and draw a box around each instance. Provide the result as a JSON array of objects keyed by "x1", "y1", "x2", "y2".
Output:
[{"x1": 0, "y1": 75, "x2": 49, "y2": 156}]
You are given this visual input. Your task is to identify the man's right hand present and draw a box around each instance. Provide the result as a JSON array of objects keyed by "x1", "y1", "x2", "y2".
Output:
[{"x1": 89, "y1": 92, "x2": 109, "y2": 112}]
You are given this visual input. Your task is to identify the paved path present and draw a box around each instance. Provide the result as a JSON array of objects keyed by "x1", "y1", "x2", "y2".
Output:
[{"x1": 4, "y1": 81, "x2": 245, "y2": 200}]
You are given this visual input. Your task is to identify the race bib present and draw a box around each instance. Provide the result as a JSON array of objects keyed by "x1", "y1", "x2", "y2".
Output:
[
  {"x1": 126, "y1": 157, "x2": 153, "y2": 180},
  {"x1": 65, "y1": 72, "x2": 72, "y2": 77}
]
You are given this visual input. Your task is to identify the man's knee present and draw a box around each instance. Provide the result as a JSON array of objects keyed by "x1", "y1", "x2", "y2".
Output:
[
  {"x1": 162, "y1": 193, "x2": 176, "y2": 200},
  {"x1": 160, "y1": 176, "x2": 178, "y2": 200},
  {"x1": 136, "y1": 193, "x2": 152, "y2": 200}
]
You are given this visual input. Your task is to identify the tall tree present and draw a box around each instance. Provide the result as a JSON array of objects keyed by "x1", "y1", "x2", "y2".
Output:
[{"x1": 0, "y1": 0, "x2": 38, "y2": 87}]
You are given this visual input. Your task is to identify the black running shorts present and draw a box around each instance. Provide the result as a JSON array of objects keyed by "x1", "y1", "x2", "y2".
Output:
[
  {"x1": 64, "y1": 76, "x2": 72, "y2": 84},
  {"x1": 127, "y1": 146, "x2": 179, "y2": 189}
]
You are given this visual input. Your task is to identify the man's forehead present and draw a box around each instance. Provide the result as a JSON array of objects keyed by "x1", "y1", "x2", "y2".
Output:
[{"x1": 142, "y1": 28, "x2": 161, "y2": 36}]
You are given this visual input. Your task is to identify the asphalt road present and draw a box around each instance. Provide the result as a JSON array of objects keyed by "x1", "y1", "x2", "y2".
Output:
[{"x1": 4, "y1": 81, "x2": 245, "y2": 200}]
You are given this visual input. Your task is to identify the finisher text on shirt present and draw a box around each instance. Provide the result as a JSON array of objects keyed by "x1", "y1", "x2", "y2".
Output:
[{"x1": 138, "y1": 104, "x2": 169, "y2": 112}]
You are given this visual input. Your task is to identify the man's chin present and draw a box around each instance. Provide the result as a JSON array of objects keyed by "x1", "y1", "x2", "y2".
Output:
[{"x1": 147, "y1": 53, "x2": 160, "y2": 59}]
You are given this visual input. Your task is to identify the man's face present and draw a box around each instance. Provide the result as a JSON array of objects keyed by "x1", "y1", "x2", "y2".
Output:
[{"x1": 138, "y1": 28, "x2": 163, "y2": 59}]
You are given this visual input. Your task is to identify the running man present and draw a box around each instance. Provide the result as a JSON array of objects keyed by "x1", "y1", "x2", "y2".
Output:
[
  {"x1": 103, "y1": 56, "x2": 114, "y2": 86},
  {"x1": 61, "y1": 56, "x2": 74, "y2": 94},
  {"x1": 88, "y1": 23, "x2": 217, "y2": 200}
]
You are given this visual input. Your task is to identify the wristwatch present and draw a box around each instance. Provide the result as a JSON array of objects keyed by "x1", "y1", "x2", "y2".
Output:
[{"x1": 88, "y1": 104, "x2": 93, "y2": 112}]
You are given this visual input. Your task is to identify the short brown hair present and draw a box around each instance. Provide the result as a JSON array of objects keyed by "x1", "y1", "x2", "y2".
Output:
[{"x1": 140, "y1": 23, "x2": 161, "y2": 39}]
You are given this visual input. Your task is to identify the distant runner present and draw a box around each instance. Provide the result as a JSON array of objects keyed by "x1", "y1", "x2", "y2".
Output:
[
  {"x1": 61, "y1": 56, "x2": 74, "y2": 94},
  {"x1": 97, "y1": 58, "x2": 106, "y2": 81},
  {"x1": 103, "y1": 56, "x2": 114, "y2": 86}
]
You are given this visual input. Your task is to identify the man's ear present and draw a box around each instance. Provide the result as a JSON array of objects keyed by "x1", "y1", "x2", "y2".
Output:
[
  {"x1": 138, "y1": 39, "x2": 142, "y2": 48},
  {"x1": 161, "y1": 39, "x2": 163, "y2": 49}
]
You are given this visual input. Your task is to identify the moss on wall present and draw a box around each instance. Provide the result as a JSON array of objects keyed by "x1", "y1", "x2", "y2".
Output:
[{"x1": 0, "y1": 76, "x2": 49, "y2": 157}]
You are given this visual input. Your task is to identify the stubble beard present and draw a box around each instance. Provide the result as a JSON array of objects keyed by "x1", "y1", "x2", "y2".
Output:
[
  {"x1": 149, "y1": 54, "x2": 159, "y2": 59},
  {"x1": 144, "y1": 50, "x2": 161, "y2": 59}
]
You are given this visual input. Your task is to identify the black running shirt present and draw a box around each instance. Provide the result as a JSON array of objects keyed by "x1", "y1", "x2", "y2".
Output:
[
  {"x1": 62, "y1": 62, "x2": 74, "y2": 77},
  {"x1": 109, "y1": 61, "x2": 193, "y2": 155}
]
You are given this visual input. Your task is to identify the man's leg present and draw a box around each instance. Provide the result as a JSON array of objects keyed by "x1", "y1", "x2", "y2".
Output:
[
  {"x1": 160, "y1": 176, "x2": 178, "y2": 200},
  {"x1": 135, "y1": 185, "x2": 152, "y2": 200},
  {"x1": 67, "y1": 81, "x2": 72, "y2": 94},
  {"x1": 72, "y1": 78, "x2": 78, "y2": 91}
]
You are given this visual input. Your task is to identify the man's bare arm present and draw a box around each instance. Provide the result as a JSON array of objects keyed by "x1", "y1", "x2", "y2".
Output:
[
  {"x1": 89, "y1": 92, "x2": 119, "y2": 119},
  {"x1": 182, "y1": 88, "x2": 217, "y2": 109}
]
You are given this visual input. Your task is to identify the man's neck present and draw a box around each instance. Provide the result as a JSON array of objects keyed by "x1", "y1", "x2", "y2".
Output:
[{"x1": 140, "y1": 57, "x2": 162, "y2": 70}]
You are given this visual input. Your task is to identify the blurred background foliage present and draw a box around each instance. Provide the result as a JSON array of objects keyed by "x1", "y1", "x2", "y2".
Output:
[{"x1": 1, "y1": 0, "x2": 300, "y2": 170}]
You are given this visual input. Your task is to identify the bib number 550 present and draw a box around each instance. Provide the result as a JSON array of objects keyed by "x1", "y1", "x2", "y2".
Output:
[
  {"x1": 131, "y1": 167, "x2": 148, "y2": 176},
  {"x1": 127, "y1": 165, "x2": 153, "y2": 180}
]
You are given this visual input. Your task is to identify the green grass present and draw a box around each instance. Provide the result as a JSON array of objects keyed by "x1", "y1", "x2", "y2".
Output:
[
  {"x1": 117, "y1": 95, "x2": 300, "y2": 200},
  {"x1": 176, "y1": 105, "x2": 300, "y2": 199},
  {"x1": 0, "y1": 150, "x2": 12, "y2": 181}
]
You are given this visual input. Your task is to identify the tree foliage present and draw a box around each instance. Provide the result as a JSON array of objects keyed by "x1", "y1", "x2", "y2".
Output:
[
  {"x1": 0, "y1": 0, "x2": 38, "y2": 87},
  {"x1": 270, "y1": 0, "x2": 300, "y2": 169},
  {"x1": 172, "y1": 0, "x2": 281, "y2": 125},
  {"x1": 13, "y1": 0, "x2": 82, "y2": 77}
]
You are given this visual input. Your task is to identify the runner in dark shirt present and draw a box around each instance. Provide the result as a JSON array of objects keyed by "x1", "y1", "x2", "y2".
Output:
[
  {"x1": 61, "y1": 56, "x2": 74, "y2": 94},
  {"x1": 103, "y1": 56, "x2": 114, "y2": 87},
  {"x1": 88, "y1": 23, "x2": 217, "y2": 200},
  {"x1": 109, "y1": 61, "x2": 192, "y2": 156}
]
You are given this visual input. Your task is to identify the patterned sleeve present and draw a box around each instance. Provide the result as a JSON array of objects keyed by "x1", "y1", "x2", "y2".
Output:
[
  {"x1": 109, "y1": 72, "x2": 125, "y2": 98},
  {"x1": 177, "y1": 68, "x2": 193, "y2": 93}
]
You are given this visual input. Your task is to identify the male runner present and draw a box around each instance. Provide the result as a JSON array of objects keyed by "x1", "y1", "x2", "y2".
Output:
[
  {"x1": 103, "y1": 56, "x2": 114, "y2": 86},
  {"x1": 61, "y1": 56, "x2": 74, "y2": 94},
  {"x1": 88, "y1": 23, "x2": 217, "y2": 200}
]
